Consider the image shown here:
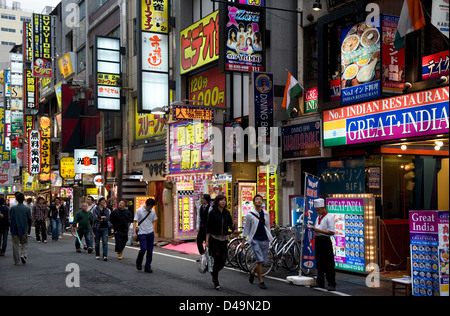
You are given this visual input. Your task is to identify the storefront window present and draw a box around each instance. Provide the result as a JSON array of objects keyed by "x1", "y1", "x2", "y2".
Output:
[{"x1": 382, "y1": 155, "x2": 416, "y2": 219}]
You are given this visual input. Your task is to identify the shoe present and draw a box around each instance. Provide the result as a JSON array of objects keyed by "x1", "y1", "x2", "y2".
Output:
[
  {"x1": 20, "y1": 256, "x2": 26, "y2": 264},
  {"x1": 0, "y1": 252, "x2": 5, "y2": 256},
  {"x1": 327, "y1": 286, "x2": 336, "y2": 291},
  {"x1": 136, "y1": 263, "x2": 142, "y2": 271},
  {"x1": 144, "y1": 268, "x2": 153, "y2": 273},
  {"x1": 118, "y1": 253, "x2": 123, "y2": 260},
  {"x1": 258, "y1": 282, "x2": 267, "y2": 289},
  {"x1": 76, "y1": 249, "x2": 81, "y2": 253},
  {"x1": 83, "y1": 246, "x2": 88, "y2": 250},
  {"x1": 103, "y1": 257, "x2": 108, "y2": 261},
  {"x1": 249, "y1": 272, "x2": 255, "y2": 284},
  {"x1": 96, "y1": 256, "x2": 100, "y2": 260},
  {"x1": 43, "y1": 240, "x2": 47, "y2": 243},
  {"x1": 88, "y1": 248, "x2": 93, "y2": 254}
]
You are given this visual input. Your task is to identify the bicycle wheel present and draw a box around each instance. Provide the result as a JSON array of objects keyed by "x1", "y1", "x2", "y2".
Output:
[
  {"x1": 226, "y1": 237, "x2": 242, "y2": 268},
  {"x1": 244, "y1": 246, "x2": 274, "y2": 276},
  {"x1": 283, "y1": 242, "x2": 301, "y2": 272},
  {"x1": 236, "y1": 243, "x2": 250, "y2": 272}
]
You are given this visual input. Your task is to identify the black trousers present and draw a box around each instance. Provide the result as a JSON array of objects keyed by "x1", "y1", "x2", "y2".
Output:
[
  {"x1": 196, "y1": 228, "x2": 207, "y2": 255},
  {"x1": 35, "y1": 220, "x2": 47, "y2": 242},
  {"x1": 208, "y1": 236, "x2": 228, "y2": 284},
  {"x1": 315, "y1": 236, "x2": 336, "y2": 287}
]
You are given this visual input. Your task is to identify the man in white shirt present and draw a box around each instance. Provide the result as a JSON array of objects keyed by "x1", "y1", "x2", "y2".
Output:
[
  {"x1": 241, "y1": 194, "x2": 274, "y2": 289},
  {"x1": 133, "y1": 198, "x2": 157, "y2": 273},
  {"x1": 307, "y1": 198, "x2": 336, "y2": 291}
]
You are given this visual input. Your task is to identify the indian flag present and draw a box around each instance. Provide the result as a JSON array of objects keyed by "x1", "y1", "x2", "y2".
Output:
[
  {"x1": 394, "y1": 0, "x2": 426, "y2": 51},
  {"x1": 323, "y1": 119, "x2": 347, "y2": 147},
  {"x1": 282, "y1": 72, "x2": 303, "y2": 116}
]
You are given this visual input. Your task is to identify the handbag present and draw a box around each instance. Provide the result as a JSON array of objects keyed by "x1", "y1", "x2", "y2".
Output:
[{"x1": 136, "y1": 210, "x2": 152, "y2": 234}]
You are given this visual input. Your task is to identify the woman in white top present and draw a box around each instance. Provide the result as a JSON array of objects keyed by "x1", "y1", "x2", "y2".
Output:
[{"x1": 307, "y1": 198, "x2": 337, "y2": 291}]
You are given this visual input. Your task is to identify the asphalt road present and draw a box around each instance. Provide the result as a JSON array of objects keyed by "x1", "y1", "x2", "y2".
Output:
[{"x1": 0, "y1": 230, "x2": 395, "y2": 302}]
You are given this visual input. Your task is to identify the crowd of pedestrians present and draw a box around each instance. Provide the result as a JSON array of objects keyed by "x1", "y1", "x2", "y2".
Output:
[{"x1": 0, "y1": 191, "x2": 337, "y2": 292}]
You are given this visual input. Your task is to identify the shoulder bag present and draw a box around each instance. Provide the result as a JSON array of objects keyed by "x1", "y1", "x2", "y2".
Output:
[{"x1": 136, "y1": 209, "x2": 152, "y2": 234}]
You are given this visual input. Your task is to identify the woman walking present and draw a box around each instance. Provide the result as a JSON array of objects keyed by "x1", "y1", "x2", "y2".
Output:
[{"x1": 205, "y1": 195, "x2": 236, "y2": 291}]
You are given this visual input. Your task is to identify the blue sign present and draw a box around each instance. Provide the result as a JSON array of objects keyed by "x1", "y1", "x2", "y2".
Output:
[
  {"x1": 302, "y1": 174, "x2": 320, "y2": 270},
  {"x1": 254, "y1": 72, "x2": 273, "y2": 144}
]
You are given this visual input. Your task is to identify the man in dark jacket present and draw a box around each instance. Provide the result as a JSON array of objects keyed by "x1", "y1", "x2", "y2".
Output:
[
  {"x1": 110, "y1": 200, "x2": 132, "y2": 260},
  {"x1": 72, "y1": 203, "x2": 94, "y2": 253},
  {"x1": 0, "y1": 197, "x2": 10, "y2": 256},
  {"x1": 10, "y1": 192, "x2": 32, "y2": 265}
]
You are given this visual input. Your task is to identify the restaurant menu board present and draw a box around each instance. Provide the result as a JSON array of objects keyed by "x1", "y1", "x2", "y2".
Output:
[
  {"x1": 410, "y1": 210, "x2": 449, "y2": 296},
  {"x1": 327, "y1": 198, "x2": 366, "y2": 272},
  {"x1": 341, "y1": 19, "x2": 381, "y2": 105}
]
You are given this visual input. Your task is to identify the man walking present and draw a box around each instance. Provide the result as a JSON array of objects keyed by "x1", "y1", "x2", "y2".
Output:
[
  {"x1": 307, "y1": 198, "x2": 336, "y2": 291},
  {"x1": 241, "y1": 194, "x2": 273, "y2": 289},
  {"x1": 32, "y1": 197, "x2": 48, "y2": 243},
  {"x1": 133, "y1": 198, "x2": 157, "y2": 273},
  {"x1": 0, "y1": 197, "x2": 10, "y2": 256},
  {"x1": 10, "y1": 192, "x2": 32, "y2": 265},
  {"x1": 72, "y1": 203, "x2": 93, "y2": 253},
  {"x1": 110, "y1": 200, "x2": 132, "y2": 260}
]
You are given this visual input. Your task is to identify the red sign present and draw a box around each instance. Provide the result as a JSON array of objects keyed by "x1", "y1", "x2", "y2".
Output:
[
  {"x1": 189, "y1": 67, "x2": 226, "y2": 108},
  {"x1": 382, "y1": 15, "x2": 406, "y2": 94},
  {"x1": 422, "y1": 51, "x2": 449, "y2": 81}
]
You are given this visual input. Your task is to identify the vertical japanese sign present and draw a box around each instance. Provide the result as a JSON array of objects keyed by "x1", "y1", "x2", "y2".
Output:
[
  {"x1": 341, "y1": 18, "x2": 381, "y2": 105},
  {"x1": 39, "y1": 117, "x2": 51, "y2": 182},
  {"x1": 266, "y1": 164, "x2": 278, "y2": 227},
  {"x1": 382, "y1": 15, "x2": 405, "y2": 95},
  {"x1": 94, "y1": 36, "x2": 122, "y2": 111},
  {"x1": 302, "y1": 174, "x2": 320, "y2": 270},
  {"x1": 138, "y1": 0, "x2": 169, "y2": 113},
  {"x1": 221, "y1": 3, "x2": 265, "y2": 72},
  {"x1": 28, "y1": 130, "x2": 41, "y2": 175},
  {"x1": 23, "y1": 22, "x2": 33, "y2": 63},
  {"x1": 32, "y1": 14, "x2": 53, "y2": 78},
  {"x1": 180, "y1": 11, "x2": 219, "y2": 75},
  {"x1": 410, "y1": 210, "x2": 449, "y2": 296},
  {"x1": 0, "y1": 107, "x2": 10, "y2": 162},
  {"x1": 24, "y1": 70, "x2": 37, "y2": 110}
]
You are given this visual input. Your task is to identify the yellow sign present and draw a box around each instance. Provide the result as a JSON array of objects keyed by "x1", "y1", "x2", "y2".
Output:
[
  {"x1": 141, "y1": 0, "x2": 169, "y2": 33},
  {"x1": 58, "y1": 52, "x2": 75, "y2": 79},
  {"x1": 97, "y1": 73, "x2": 121, "y2": 87},
  {"x1": 60, "y1": 157, "x2": 76, "y2": 179},
  {"x1": 174, "y1": 106, "x2": 213, "y2": 122},
  {"x1": 86, "y1": 188, "x2": 99, "y2": 195},
  {"x1": 135, "y1": 103, "x2": 167, "y2": 140},
  {"x1": 180, "y1": 11, "x2": 219, "y2": 74}
]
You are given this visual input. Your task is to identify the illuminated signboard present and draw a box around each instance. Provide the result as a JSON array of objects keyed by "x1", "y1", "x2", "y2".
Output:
[
  {"x1": 141, "y1": 0, "x2": 169, "y2": 33},
  {"x1": 135, "y1": 103, "x2": 167, "y2": 141},
  {"x1": 239, "y1": 0, "x2": 264, "y2": 5},
  {"x1": 327, "y1": 197, "x2": 377, "y2": 273},
  {"x1": 341, "y1": 18, "x2": 381, "y2": 105},
  {"x1": 60, "y1": 157, "x2": 76, "y2": 179},
  {"x1": 24, "y1": 70, "x2": 37, "y2": 110},
  {"x1": 168, "y1": 121, "x2": 213, "y2": 175},
  {"x1": 220, "y1": 3, "x2": 265, "y2": 73},
  {"x1": 138, "y1": 1, "x2": 170, "y2": 113},
  {"x1": 174, "y1": 106, "x2": 214, "y2": 122},
  {"x1": 422, "y1": 51, "x2": 449, "y2": 81},
  {"x1": 28, "y1": 129, "x2": 41, "y2": 175},
  {"x1": 23, "y1": 22, "x2": 33, "y2": 62},
  {"x1": 58, "y1": 52, "x2": 77, "y2": 79},
  {"x1": 189, "y1": 67, "x2": 226, "y2": 107},
  {"x1": 323, "y1": 87, "x2": 449, "y2": 147},
  {"x1": 180, "y1": 11, "x2": 219, "y2": 75},
  {"x1": 282, "y1": 120, "x2": 322, "y2": 160},
  {"x1": 39, "y1": 117, "x2": 51, "y2": 182},
  {"x1": 74, "y1": 149, "x2": 99, "y2": 174},
  {"x1": 32, "y1": 14, "x2": 53, "y2": 78},
  {"x1": 94, "y1": 36, "x2": 122, "y2": 111}
]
